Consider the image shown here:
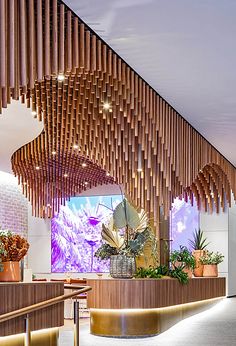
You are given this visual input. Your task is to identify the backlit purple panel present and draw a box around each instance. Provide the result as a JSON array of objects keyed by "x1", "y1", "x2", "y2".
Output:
[
  {"x1": 170, "y1": 197, "x2": 199, "y2": 251},
  {"x1": 51, "y1": 195, "x2": 122, "y2": 273}
]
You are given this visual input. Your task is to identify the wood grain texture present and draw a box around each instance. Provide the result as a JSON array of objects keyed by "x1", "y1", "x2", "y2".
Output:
[
  {"x1": 87, "y1": 277, "x2": 226, "y2": 309},
  {"x1": 0, "y1": 0, "x2": 235, "y2": 226},
  {"x1": 0, "y1": 282, "x2": 64, "y2": 337}
]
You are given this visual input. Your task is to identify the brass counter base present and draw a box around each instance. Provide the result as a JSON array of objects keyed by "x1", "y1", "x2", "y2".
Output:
[
  {"x1": 0, "y1": 328, "x2": 59, "y2": 346},
  {"x1": 90, "y1": 297, "x2": 223, "y2": 338}
]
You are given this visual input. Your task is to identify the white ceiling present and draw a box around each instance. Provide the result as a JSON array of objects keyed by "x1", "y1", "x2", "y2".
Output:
[
  {"x1": 0, "y1": 101, "x2": 43, "y2": 173},
  {"x1": 65, "y1": 0, "x2": 236, "y2": 166}
]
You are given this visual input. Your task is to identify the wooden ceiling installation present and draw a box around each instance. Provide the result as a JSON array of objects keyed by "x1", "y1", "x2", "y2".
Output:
[{"x1": 0, "y1": 0, "x2": 236, "y2": 224}]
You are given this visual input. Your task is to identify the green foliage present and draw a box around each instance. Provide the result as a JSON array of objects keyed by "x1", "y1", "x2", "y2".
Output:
[
  {"x1": 135, "y1": 265, "x2": 188, "y2": 284},
  {"x1": 128, "y1": 227, "x2": 152, "y2": 257},
  {"x1": 168, "y1": 267, "x2": 189, "y2": 284},
  {"x1": 199, "y1": 251, "x2": 224, "y2": 265},
  {"x1": 94, "y1": 243, "x2": 118, "y2": 260},
  {"x1": 188, "y1": 229, "x2": 210, "y2": 250},
  {"x1": 170, "y1": 246, "x2": 196, "y2": 270}
]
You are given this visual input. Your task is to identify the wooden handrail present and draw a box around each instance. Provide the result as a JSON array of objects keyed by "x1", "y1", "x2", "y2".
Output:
[{"x1": 0, "y1": 285, "x2": 92, "y2": 324}]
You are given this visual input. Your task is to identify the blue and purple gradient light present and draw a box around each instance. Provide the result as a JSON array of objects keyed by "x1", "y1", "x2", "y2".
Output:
[
  {"x1": 170, "y1": 197, "x2": 199, "y2": 251},
  {"x1": 51, "y1": 195, "x2": 122, "y2": 273}
]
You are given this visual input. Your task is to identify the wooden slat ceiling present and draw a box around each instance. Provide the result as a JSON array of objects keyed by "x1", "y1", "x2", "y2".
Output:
[{"x1": 0, "y1": 0, "x2": 235, "y2": 224}]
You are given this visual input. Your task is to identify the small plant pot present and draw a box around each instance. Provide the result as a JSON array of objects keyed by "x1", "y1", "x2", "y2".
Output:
[
  {"x1": 0, "y1": 261, "x2": 20, "y2": 282},
  {"x1": 174, "y1": 261, "x2": 193, "y2": 279},
  {"x1": 193, "y1": 250, "x2": 205, "y2": 277},
  {"x1": 203, "y1": 264, "x2": 218, "y2": 277}
]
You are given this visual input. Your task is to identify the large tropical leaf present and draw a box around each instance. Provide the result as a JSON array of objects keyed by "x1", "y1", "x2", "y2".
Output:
[
  {"x1": 135, "y1": 209, "x2": 149, "y2": 232},
  {"x1": 113, "y1": 199, "x2": 140, "y2": 230},
  {"x1": 101, "y1": 224, "x2": 124, "y2": 249}
]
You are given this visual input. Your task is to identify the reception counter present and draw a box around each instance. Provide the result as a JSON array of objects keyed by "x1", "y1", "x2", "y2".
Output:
[
  {"x1": 87, "y1": 277, "x2": 226, "y2": 337},
  {"x1": 0, "y1": 282, "x2": 64, "y2": 346}
]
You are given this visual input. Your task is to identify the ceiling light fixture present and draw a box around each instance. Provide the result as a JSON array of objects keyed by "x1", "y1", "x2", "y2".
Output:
[
  {"x1": 31, "y1": 111, "x2": 37, "y2": 116},
  {"x1": 35, "y1": 166, "x2": 40, "y2": 170},
  {"x1": 82, "y1": 163, "x2": 87, "y2": 167},
  {"x1": 106, "y1": 172, "x2": 110, "y2": 176},
  {"x1": 84, "y1": 181, "x2": 88, "y2": 185},
  {"x1": 52, "y1": 151, "x2": 56, "y2": 155},
  {"x1": 64, "y1": 173, "x2": 68, "y2": 178},
  {"x1": 103, "y1": 102, "x2": 111, "y2": 110},
  {"x1": 58, "y1": 74, "x2": 65, "y2": 81},
  {"x1": 137, "y1": 168, "x2": 143, "y2": 172},
  {"x1": 73, "y1": 144, "x2": 79, "y2": 149}
]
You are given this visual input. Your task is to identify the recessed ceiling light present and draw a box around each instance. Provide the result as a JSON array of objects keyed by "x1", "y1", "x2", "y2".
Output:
[
  {"x1": 47, "y1": 203, "x2": 51, "y2": 207},
  {"x1": 82, "y1": 163, "x2": 87, "y2": 167},
  {"x1": 106, "y1": 172, "x2": 110, "y2": 176},
  {"x1": 58, "y1": 74, "x2": 65, "y2": 81},
  {"x1": 52, "y1": 151, "x2": 56, "y2": 155},
  {"x1": 64, "y1": 173, "x2": 68, "y2": 178},
  {"x1": 73, "y1": 144, "x2": 79, "y2": 149},
  {"x1": 31, "y1": 111, "x2": 37, "y2": 116},
  {"x1": 137, "y1": 168, "x2": 143, "y2": 172},
  {"x1": 35, "y1": 166, "x2": 40, "y2": 170},
  {"x1": 84, "y1": 181, "x2": 88, "y2": 185},
  {"x1": 103, "y1": 102, "x2": 111, "y2": 110},
  {"x1": 23, "y1": 182, "x2": 27, "y2": 185}
]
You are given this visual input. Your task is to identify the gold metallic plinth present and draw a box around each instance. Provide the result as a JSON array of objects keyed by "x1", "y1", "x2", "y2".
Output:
[
  {"x1": 0, "y1": 328, "x2": 59, "y2": 346},
  {"x1": 90, "y1": 298, "x2": 223, "y2": 337}
]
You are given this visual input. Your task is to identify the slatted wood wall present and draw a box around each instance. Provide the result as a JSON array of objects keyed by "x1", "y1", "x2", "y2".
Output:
[{"x1": 0, "y1": 0, "x2": 236, "y2": 225}]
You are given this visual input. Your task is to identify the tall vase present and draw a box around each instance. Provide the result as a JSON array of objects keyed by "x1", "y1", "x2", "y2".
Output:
[
  {"x1": 110, "y1": 255, "x2": 136, "y2": 279},
  {"x1": 193, "y1": 250, "x2": 205, "y2": 277},
  {"x1": 0, "y1": 261, "x2": 20, "y2": 282}
]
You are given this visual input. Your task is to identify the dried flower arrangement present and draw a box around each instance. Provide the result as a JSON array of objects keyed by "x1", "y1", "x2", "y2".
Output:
[{"x1": 0, "y1": 230, "x2": 29, "y2": 262}]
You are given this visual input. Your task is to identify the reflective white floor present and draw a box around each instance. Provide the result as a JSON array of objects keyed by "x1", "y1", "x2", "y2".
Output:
[{"x1": 60, "y1": 298, "x2": 236, "y2": 346}]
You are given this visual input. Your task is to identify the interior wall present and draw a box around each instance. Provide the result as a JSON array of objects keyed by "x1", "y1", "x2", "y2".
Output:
[
  {"x1": 228, "y1": 197, "x2": 236, "y2": 296},
  {"x1": 0, "y1": 171, "x2": 28, "y2": 238},
  {"x1": 27, "y1": 184, "x2": 122, "y2": 276}
]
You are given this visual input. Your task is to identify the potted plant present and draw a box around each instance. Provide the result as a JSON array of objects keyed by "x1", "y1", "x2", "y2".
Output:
[
  {"x1": 170, "y1": 246, "x2": 195, "y2": 278},
  {"x1": 95, "y1": 199, "x2": 157, "y2": 278},
  {"x1": 199, "y1": 251, "x2": 224, "y2": 277},
  {"x1": 0, "y1": 230, "x2": 29, "y2": 282},
  {"x1": 188, "y1": 229, "x2": 209, "y2": 277}
]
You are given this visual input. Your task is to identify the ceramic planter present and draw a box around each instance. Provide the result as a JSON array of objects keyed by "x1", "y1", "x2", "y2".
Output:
[
  {"x1": 193, "y1": 250, "x2": 206, "y2": 277},
  {"x1": 110, "y1": 255, "x2": 136, "y2": 279},
  {"x1": 0, "y1": 261, "x2": 21, "y2": 282},
  {"x1": 203, "y1": 264, "x2": 218, "y2": 277}
]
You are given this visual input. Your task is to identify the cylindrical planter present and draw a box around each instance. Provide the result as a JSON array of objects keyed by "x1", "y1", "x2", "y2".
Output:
[
  {"x1": 203, "y1": 264, "x2": 218, "y2": 277},
  {"x1": 0, "y1": 261, "x2": 20, "y2": 282},
  {"x1": 193, "y1": 250, "x2": 205, "y2": 277},
  {"x1": 110, "y1": 255, "x2": 136, "y2": 279}
]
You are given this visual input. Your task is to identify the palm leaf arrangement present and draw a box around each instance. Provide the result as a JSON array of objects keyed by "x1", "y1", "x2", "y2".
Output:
[
  {"x1": 188, "y1": 229, "x2": 210, "y2": 250},
  {"x1": 95, "y1": 199, "x2": 157, "y2": 261}
]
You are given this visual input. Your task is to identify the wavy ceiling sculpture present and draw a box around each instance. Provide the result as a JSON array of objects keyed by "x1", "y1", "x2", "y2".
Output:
[{"x1": 0, "y1": 0, "x2": 236, "y2": 226}]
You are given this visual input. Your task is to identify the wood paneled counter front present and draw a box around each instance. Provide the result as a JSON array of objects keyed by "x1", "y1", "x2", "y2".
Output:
[
  {"x1": 0, "y1": 282, "x2": 64, "y2": 338},
  {"x1": 87, "y1": 277, "x2": 226, "y2": 337}
]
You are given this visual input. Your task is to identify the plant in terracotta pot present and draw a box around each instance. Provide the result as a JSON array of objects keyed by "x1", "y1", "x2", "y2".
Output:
[
  {"x1": 188, "y1": 229, "x2": 209, "y2": 277},
  {"x1": 170, "y1": 246, "x2": 195, "y2": 279},
  {"x1": 0, "y1": 230, "x2": 29, "y2": 282},
  {"x1": 199, "y1": 251, "x2": 224, "y2": 277},
  {"x1": 95, "y1": 199, "x2": 158, "y2": 278}
]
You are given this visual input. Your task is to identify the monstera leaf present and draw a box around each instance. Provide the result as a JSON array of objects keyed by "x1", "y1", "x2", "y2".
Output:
[
  {"x1": 101, "y1": 224, "x2": 124, "y2": 249},
  {"x1": 113, "y1": 199, "x2": 140, "y2": 230}
]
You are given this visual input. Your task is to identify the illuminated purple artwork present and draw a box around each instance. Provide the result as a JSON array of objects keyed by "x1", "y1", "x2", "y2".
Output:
[
  {"x1": 51, "y1": 195, "x2": 122, "y2": 273},
  {"x1": 170, "y1": 197, "x2": 199, "y2": 251}
]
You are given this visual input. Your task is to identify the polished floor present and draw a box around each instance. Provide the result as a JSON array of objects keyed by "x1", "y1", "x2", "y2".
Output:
[{"x1": 60, "y1": 297, "x2": 236, "y2": 346}]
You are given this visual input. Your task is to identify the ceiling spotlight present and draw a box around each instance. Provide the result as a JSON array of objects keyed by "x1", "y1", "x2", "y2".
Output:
[
  {"x1": 35, "y1": 166, "x2": 40, "y2": 170},
  {"x1": 103, "y1": 102, "x2": 111, "y2": 111},
  {"x1": 47, "y1": 203, "x2": 51, "y2": 208},
  {"x1": 73, "y1": 144, "x2": 79, "y2": 149},
  {"x1": 64, "y1": 173, "x2": 68, "y2": 178},
  {"x1": 82, "y1": 163, "x2": 87, "y2": 167},
  {"x1": 23, "y1": 182, "x2": 27, "y2": 185},
  {"x1": 58, "y1": 74, "x2": 65, "y2": 81},
  {"x1": 137, "y1": 168, "x2": 143, "y2": 172},
  {"x1": 52, "y1": 151, "x2": 56, "y2": 155},
  {"x1": 84, "y1": 181, "x2": 88, "y2": 185},
  {"x1": 31, "y1": 111, "x2": 37, "y2": 116},
  {"x1": 106, "y1": 172, "x2": 110, "y2": 176}
]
